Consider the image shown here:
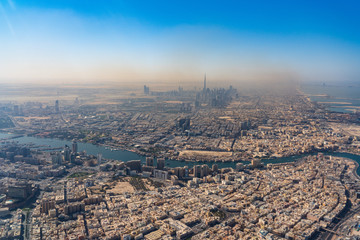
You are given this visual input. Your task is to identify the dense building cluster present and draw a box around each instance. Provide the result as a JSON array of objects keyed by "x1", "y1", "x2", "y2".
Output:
[
  {"x1": 26, "y1": 154, "x2": 360, "y2": 240},
  {"x1": 0, "y1": 84, "x2": 359, "y2": 239},
  {"x1": 2, "y1": 85, "x2": 359, "y2": 163}
]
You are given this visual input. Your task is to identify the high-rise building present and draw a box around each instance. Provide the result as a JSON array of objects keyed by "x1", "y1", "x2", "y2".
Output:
[
  {"x1": 63, "y1": 145, "x2": 71, "y2": 162},
  {"x1": 125, "y1": 160, "x2": 142, "y2": 172},
  {"x1": 40, "y1": 199, "x2": 55, "y2": 214},
  {"x1": 72, "y1": 141, "x2": 78, "y2": 154},
  {"x1": 55, "y1": 100, "x2": 59, "y2": 113},
  {"x1": 174, "y1": 167, "x2": 185, "y2": 179},
  {"x1": 64, "y1": 203, "x2": 85, "y2": 215},
  {"x1": 7, "y1": 182, "x2": 32, "y2": 199},
  {"x1": 146, "y1": 157, "x2": 154, "y2": 167},
  {"x1": 70, "y1": 153, "x2": 76, "y2": 164},
  {"x1": 52, "y1": 153, "x2": 63, "y2": 165},
  {"x1": 157, "y1": 158, "x2": 165, "y2": 170},
  {"x1": 154, "y1": 169, "x2": 168, "y2": 181},
  {"x1": 144, "y1": 85, "x2": 150, "y2": 95},
  {"x1": 177, "y1": 118, "x2": 190, "y2": 131},
  {"x1": 212, "y1": 164, "x2": 218, "y2": 173},
  {"x1": 194, "y1": 165, "x2": 203, "y2": 178},
  {"x1": 246, "y1": 119, "x2": 251, "y2": 129},
  {"x1": 184, "y1": 166, "x2": 189, "y2": 177},
  {"x1": 201, "y1": 165, "x2": 210, "y2": 176},
  {"x1": 203, "y1": 73, "x2": 206, "y2": 92},
  {"x1": 97, "y1": 153, "x2": 102, "y2": 165},
  {"x1": 63, "y1": 183, "x2": 67, "y2": 203}
]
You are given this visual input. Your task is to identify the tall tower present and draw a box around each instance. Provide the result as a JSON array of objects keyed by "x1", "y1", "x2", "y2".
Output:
[
  {"x1": 97, "y1": 153, "x2": 102, "y2": 165},
  {"x1": 55, "y1": 100, "x2": 59, "y2": 113},
  {"x1": 203, "y1": 73, "x2": 206, "y2": 91},
  {"x1": 63, "y1": 182, "x2": 67, "y2": 203},
  {"x1": 63, "y1": 145, "x2": 71, "y2": 162},
  {"x1": 72, "y1": 141, "x2": 78, "y2": 154},
  {"x1": 146, "y1": 157, "x2": 154, "y2": 167}
]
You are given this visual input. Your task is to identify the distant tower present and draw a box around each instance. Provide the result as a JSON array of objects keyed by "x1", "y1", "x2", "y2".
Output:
[
  {"x1": 203, "y1": 74, "x2": 206, "y2": 91},
  {"x1": 194, "y1": 165, "x2": 203, "y2": 178},
  {"x1": 157, "y1": 158, "x2": 165, "y2": 170},
  {"x1": 212, "y1": 164, "x2": 218, "y2": 173},
  {"x1": 63, "y1": 183, "x2": 67, "y2": 203},
  {"x1": 52, "y1": 152, "x2": 63, "y2": 165},
  {"x1": 97, "y1": 153, "x2": 102, "y2": 165},
  {"x1": 144, "y1": 85, "x2": 150, "y2": 95},
  {"x1": 146, "y1": 157, "x2": 154, "y2": 167},
  {"x1": 63, "y1": 145, "x2": 71, "y2": 162},
  {"x1": 55, "y1": 100, "x2": 59, "y2": 113},
  {"x1": 72, "y1": 141, "x2": 78, "y2": 154}
]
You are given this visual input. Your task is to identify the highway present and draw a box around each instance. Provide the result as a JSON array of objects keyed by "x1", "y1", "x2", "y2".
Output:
[
  {"x1": 321, "y1": 204, "x2": 360, "y2": 240},
  {"x1": 23, "y1": 209, "x2": 32, "y2": 240}
]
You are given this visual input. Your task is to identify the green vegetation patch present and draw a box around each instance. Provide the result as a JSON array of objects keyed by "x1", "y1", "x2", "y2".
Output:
[
  {"x1": 128, "y1": 176, "x2": 149, "y2": 191},
  {"x1": 68, "y1": 172, "x2": 92, "y2": 178},
  {"x1": 211, "y1": 210, "x2": 226, "y2": 220}
]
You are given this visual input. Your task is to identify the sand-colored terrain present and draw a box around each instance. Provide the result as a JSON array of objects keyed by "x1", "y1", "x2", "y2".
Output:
[
  {"x1": 317, "y1": 101, "x2": 353, "y2": 105},
  {"x1": 329, "y1": 122, "x2": 360, "y2": 136},
  {"x1": 106, "y1": 180, "x2": 135, "y2": 194},
  {"x1": 179, "y1": 150, "x2": 233, "y2": 157}
]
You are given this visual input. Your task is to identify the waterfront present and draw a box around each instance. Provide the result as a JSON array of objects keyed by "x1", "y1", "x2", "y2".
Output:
[
  {"x1": 1, "y1": 132, "x2": 360, "y2": 173},
  {"x1": 301, "y1": 82, "x2": 360, "y2": 113}
]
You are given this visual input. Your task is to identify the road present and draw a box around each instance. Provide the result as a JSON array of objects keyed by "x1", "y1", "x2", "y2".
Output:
[
  {"x1": 23, "y1": 209, "x2": 32, "y2": 240},
  {"x1": 8, "y1": 115, "x2": 21, "y2": 128},
  {"x1": 321, "y1": 205, "x2": 360, "y2": 240}
]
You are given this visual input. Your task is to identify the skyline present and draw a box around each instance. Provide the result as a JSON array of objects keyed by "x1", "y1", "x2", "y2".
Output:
[{"x1": 1, "y1": 0, "x2": 360, "y2": 84}]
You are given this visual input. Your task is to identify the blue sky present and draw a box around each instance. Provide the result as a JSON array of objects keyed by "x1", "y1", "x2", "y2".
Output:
[{"x1": 0, "y1": 0, "x2": 359, "y2": 84}]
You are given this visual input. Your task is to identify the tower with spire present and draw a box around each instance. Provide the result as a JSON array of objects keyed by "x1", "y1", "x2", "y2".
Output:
[{"x1": 203, "y1": 73, "x2": 206, "y2": 92}]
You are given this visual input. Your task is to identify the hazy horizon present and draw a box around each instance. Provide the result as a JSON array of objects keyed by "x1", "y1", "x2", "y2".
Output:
[{"x1": 1, "y1": 0, "x2": 360, "y2": 84}]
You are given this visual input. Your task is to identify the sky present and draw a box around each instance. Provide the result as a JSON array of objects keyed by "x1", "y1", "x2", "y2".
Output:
[{"x1": 0, "y1": 0, "x2": 360, "y2": 84}]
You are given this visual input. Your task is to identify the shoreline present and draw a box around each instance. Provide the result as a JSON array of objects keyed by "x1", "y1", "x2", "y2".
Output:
[
  {"x1": 0, "y1": 130, "x2": 360, "y2": 166},
  {"x1": 351, "y1": 158, "x2": 360, "y2": 180},
  {"x1": 298, "y1": 84, "x2": 360, "y2": 113}
]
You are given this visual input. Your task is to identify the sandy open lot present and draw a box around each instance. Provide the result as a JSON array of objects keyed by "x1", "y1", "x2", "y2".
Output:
[
  {"x1": 329, "y1": 122, "x2": 360, "y2": 136},
  {"x1": 179, "y1": 150, "x2": 233, "y2": 158},
  {"x1": 106, "y1": 181, "x2": 134, "y2": 194}
]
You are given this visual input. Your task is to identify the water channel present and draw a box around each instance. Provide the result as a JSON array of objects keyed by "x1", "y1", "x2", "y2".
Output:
[{"x1": 1, "y1": 132, "x2": 360, "y2": 174}]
